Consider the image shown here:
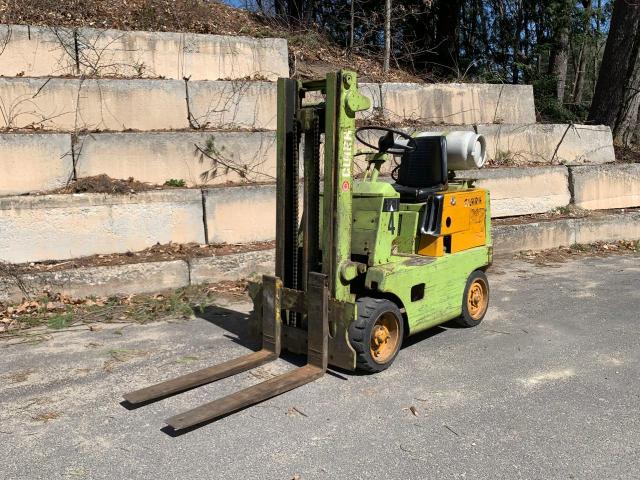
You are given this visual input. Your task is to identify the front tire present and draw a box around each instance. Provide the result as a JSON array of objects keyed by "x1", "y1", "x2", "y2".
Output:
[
  {"x1": 456, "y1": 270, "x2": 490, "y2": 327},
  {"x1": 349, "y1": 297, "x2": 404, "y2": 373}
]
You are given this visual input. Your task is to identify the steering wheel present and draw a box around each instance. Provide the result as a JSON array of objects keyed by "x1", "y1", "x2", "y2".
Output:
[{"x1": 355, "y1": 127, "x2": 417, "y2": 155}]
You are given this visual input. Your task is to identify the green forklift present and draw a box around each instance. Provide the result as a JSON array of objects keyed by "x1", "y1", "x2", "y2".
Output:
[{"x1": 124, "y1": 71, "x2": 492, "y2": 430}]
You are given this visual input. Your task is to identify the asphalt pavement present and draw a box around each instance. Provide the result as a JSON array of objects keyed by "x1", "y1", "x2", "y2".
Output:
[{"x1": 1, "y1": 254, "x2": 639, "y2": 480}]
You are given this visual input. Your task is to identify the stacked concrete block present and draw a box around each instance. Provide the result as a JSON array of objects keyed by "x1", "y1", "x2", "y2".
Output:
[
  {"x1": 203, "y1": 185, "x2": 277, "y2": 244},
  {"x1": 76, "y1": 131, "x2": 277, "y2": 186},
  {"x1": 456, "y1": 166, "x2": 571, "y2": 217},
  {"x1": 0, "y1": 25, "x2": 289, "y2": 80},
  {"x1": 379, "y1": 83, "x2": 536, "y2": 125},
  {"x1": 0, "y1": 133, "x2": 73, "y2": 195},
  {"x1": 479, "y1": 124, "x2": 615, "y2": 165},
  {"x1": 570, "y1": 163, "x2": 640, "y2": 210},
  {"x1": 0, "y1": 190, "x2": 205, "y2": 263}
]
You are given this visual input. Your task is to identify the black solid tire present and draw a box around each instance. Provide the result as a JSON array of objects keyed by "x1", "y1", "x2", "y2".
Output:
[
  {"x1": 349, "y1": 297, "x2": 404, "y2": 373},
  {"x1": 456, "y1": 270, "x2": 490, "y2": 328}
]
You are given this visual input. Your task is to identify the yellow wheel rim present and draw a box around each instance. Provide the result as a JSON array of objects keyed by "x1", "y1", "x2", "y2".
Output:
[
  {"x1": 467, "y1": 278, "x2": 488, "y2": 320},
  {"x1": 370, "y1": 312, "x2": 400, "y2": 364}
]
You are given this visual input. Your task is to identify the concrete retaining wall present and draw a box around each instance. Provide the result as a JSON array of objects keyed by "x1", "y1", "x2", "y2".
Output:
[
  {"x1": 0, "y1": 25, "x2": 76, "y2": 77},
  {"x1": 2, "y1": 210, "x2": 638, "y2": 302},
  {"x1": 457, "y1": 166, "x2": 571, "y2": 217},
  {"x1": 0, "y1": 133, "x2": 73, "y2": 195},
  {"x1": 203, "y1": 185, "x2": 276, "y2": 244},
  {"x1": 0, "y1": 25, "x2": 289, "y2": 80},
  {"x1": 1, "y1": 163, "x2": 638, "y2": 263},
  {"x1": 493, "y1": 210, "x2": 640, "y2": 254},
  {"x1": 0, "y1": 77, "x2": 544, "y2": 132},
  {"x1": 190, "y1": 249, "x2": 275, "y2": 284},
  {"x1": 0, "y1": 77, "x2": 278, "y2": 131},
  {"x1": 574, "y1": 210, "x2": 640, "y2": 244},
  {"x1": 0, "y1": 260, "x2": 190, "y2": 303},
  {"x1": 0, "y1": 77, "x2": 188, "y2": 131},
  {"x1": 1, "y1": 127, "x2": 615, "y2": 196},
  {"x1": 492, "y1": 218, "x2": 576, "y2": 254},
  {"x1": 378, "y1": 83, "x2": 536, "y2": 125},
  {"x1": 478, "y1": 124, "x2": 615, "y2": 165},
  {"x1": 76, "y1": 131, "x2": 277, "y2": 186},
  {"x1": 0, "y1": 190, "x2": 205, "y2": 263},
  {"x1": 570, "y1": 163, "x2": 640, "y2": 210}
]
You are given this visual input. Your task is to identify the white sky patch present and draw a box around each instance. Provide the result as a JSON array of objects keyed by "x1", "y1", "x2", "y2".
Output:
[{"x1": 519, "y1": 368, "x2": 576, "y2": 387}]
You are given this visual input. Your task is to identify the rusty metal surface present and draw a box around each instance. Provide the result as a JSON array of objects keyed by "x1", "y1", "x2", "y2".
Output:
[
  {"x1": 165, "y1": 364, "x2": 325, "y2": 430},
  {"x1": 323, "y1": 298, "x2": 355, "y2": 370},
  {"x1": 123, "y1": 276, "x2": 282, "y2": 405},
  {"x1": 281, "y1": 287, "x2": 306, "y2": 313},
  {"x1": 123, "y1": 350, "x2": 275, "y2": 405},
  {"x1": 165, "y1": 273, "x2": 329, "y2": 430}
]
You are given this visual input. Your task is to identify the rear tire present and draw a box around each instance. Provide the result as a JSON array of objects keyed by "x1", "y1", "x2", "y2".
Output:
[
  {"x1": 349, "y1": 297, "x2": 404, "y2": 373},
  {"x1": 456, "y1": 270, "x2": 490, "y2": 327}
]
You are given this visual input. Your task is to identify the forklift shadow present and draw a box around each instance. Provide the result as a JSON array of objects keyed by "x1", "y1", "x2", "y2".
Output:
[
  {"x1": 401, "y1": 324, "x2": 448, "y2": 350},
  {"x1": 194, "y1": 304, "x2": 351, "y2": 381},
  {"x1": 194, "y1": 304, "x2": 259, "y2": 351}
]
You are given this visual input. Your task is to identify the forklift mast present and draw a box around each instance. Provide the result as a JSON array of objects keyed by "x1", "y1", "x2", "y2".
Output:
[
  {"x1": 276, "y1": 72, "x2": 370, "y2": 307},
  {"x1": 123, "y1": 71, "x2": 370, "y2": 430}
]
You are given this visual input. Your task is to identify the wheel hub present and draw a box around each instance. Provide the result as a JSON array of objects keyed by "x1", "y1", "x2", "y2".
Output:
[
  {"x1": 467, "y1": 279, "x2": 488, "y2": 319},
  {"x1": 372, "y1": 325, "x2": 390, "y2": 354},
  {"x1": 369, "y1": 312, "x2": 400, "y2": 364}
]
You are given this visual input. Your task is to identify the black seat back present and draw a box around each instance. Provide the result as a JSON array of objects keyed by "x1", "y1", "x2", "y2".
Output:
[{"x1": 396, "y1": 136, "x2": 448, "y2": 190}]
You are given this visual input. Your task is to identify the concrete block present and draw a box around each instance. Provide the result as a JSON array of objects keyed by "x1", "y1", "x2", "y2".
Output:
[
  {"x1": 187, "y1": 81, "x2": 277, "y2": 130},
  {"x1": 0, "y1": 77, "x2": 189, "y2": 131},
  {"x1": 0, "y1": 260, "x2": 190, "y2": 303},
  {"x1": 478, "y1": 124, "x2": 615, "y2": 165},
  {"x1": 0, "y1": 133, "x2": 73, "y2": 195},
  {"x1": 570, "y1": 163, "x2": 640, "y2": 210},
  {"x1": 190, "y1": 250, "x2": 275, "y2": 284},
  {"x1": 456, "y1": 166, "x2": 571, "y2": 217},
  {"x1": 492, "y1": 218, "x2": 576, "y2": 254},
  {"x1": 574, "y1": 210, "x2": 640, "y2": 244},
  {"x1": 0, "y1": 25, "x2": 288, "y2": 81},
  {"x1": 0, "y1": 25, "x2": 77, "y2": 77},
  {"x1": 203, "y1": 185, "x2": 275, "y2": 244},
  {"x1": 380, "y1": 83, "x2": 536, "y2": 125},
  {"x1": 76, "y1": 131, "x2": 277, "y2": 186},
  {"x1": 357, "y1": 83, "x2": 383, "y2": 121},
  {"x1": 0, "y1": 190, "x2": 205, "y2": 263}
]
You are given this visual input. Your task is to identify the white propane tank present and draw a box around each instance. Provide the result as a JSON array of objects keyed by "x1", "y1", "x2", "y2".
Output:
[{"x1": 417, "y1": 131, "x2": 487, "y2": 170}]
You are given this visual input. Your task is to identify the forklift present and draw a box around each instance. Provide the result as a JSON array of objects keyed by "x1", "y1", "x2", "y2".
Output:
[{"x1": 124, "y1": 71, "x2": 492, "y2": 430}]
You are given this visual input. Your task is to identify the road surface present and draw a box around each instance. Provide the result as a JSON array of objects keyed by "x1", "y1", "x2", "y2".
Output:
[{"x1": 1, "y1": 254, "x2": 639, "y2": 479}]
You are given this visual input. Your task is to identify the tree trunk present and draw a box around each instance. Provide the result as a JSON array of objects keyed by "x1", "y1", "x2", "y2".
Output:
[
  {"x1": 349, "y1": 0, "x2": 355, "y2": 50},
  {"x1": 433, "y1": 0, "x2": 461, "y2": 72},
  {"x1": 549, "y1": 31, "x2": 570, "y2": 102},
  {"x1": 274, "y1": 0, "x2": 286, "y2": 17},
  {"x1": 588, "y1": 0, "x2": 640, "y2": 147},
  {"x1": 548, "y1": 0, "x2": 573, "y2": 102},
  {"x1": 383, "y1": 0, "x2": 391, "y2": 73},
  {"x1": 615, "y1": 38, "x2": 640, "y2": 145},
  {"x1": 572, "y1": 1, "x2": 593, "y2": 104},
  {"x1": 512, "y1": 0, "x2": 524, "y2": 84}
]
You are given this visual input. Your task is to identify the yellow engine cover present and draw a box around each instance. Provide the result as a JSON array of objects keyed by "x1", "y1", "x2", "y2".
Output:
[{"x1": 418, "y1": 189, "x2": 487, "y2": 256}]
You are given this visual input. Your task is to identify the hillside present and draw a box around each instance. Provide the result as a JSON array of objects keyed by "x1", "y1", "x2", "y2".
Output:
[{"x1": 0, "y1": 0, "x2": 417, "y2": 82}]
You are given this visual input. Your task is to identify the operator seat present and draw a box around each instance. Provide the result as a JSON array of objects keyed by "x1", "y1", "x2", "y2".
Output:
[{"x1": 393, "y1": 136, "x2": 448, "y2": 202}]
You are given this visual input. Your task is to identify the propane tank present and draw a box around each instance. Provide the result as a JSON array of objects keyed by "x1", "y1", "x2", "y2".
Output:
[{"x1": 417, "y1": 131, "x2": 487, "y2": 170}]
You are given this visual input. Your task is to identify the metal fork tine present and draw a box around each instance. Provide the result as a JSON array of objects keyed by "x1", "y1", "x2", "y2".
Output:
[
  {"x1": 123, "y1": 276, "x2": 282, "y2": 405},
  {"x1": 165, "y1": 273, "x2": 329, "y2": 430}
]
